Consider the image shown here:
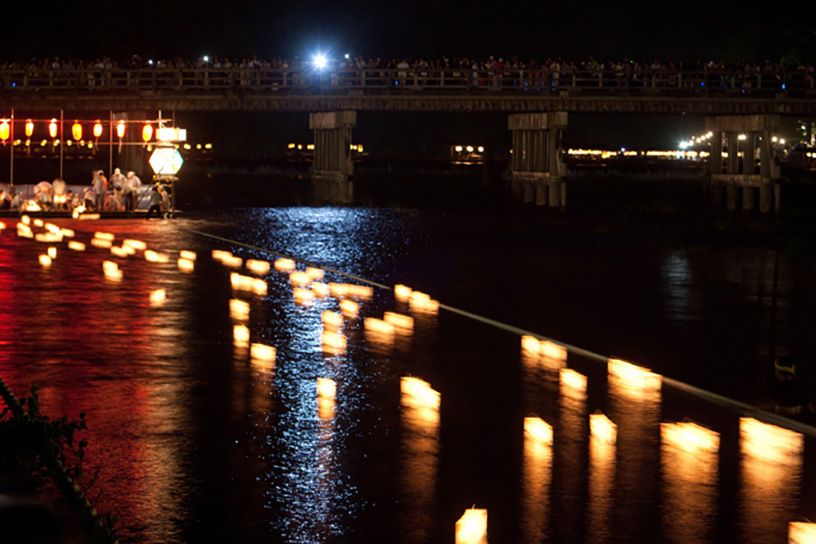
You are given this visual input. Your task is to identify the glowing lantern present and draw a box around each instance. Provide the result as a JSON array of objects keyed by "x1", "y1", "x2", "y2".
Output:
[
  {"x1": 178, "y1": 258, "x2": 195, "y2": 272},
  {"x1": 179, "y1": 250, "x2": 197, "y2": 261},
  {"x1": 68, "y1": 241, "x2": 86, "y2": 251},
  {"x1": 740, "y1": 417, "x2": 803, "y2": 463},
  {"x1": 110, "y1": 246, "x2": 130, "y2": 258},
  {"x1": 246, "y1": 258, "x2": 270, "y2": 275},
  {"x1": 78, "y1": 213, "x2": 100, "y2": 220},
  {"x1": 233, "y1": 324, "x2": 250, "y2": 347},
  {"x1": 252, "y1": 279, "x2": 268, "y2": 296},
  {"x1": 274, "y1": 258, "x2": 296, "y2": 272},
  {"x1": 94, "y1": 232, "x2": 115, "y2": 242},
  {"x1": 789, "y1": 522, "x2": 816, "y2": 544},
  {"x1": 35, "y1": 233, "x2": 62, "y2": 243},
  {"x1": 230, "y1": 299, "x2": 250, "y2": 321},
  {"x1": 409, "y1": 291, "x2": 440, "y2": 314},
  {"x1": 521, "y1": 335, "x2": 540, "y2": 355},
  {"x1": 400, "y1": 377, "x2": 441, "y2": 410},
  {"x1": 71, "y1": 121, "x2": 82, "y2": 141},
  {"x1": 660, "y1": 422, "x2": 720, "y2": 453},
  {"x1": 289, "y1": 271, "x2": 311, "y2": 286},
  {"x1": 44, "y1": 223, "x2": 58, "y2": 233},
  {"x1": 365, "y1": 317, "x2": 395, "y2": 336},
  {"x1": 384, "y1": 311, "x2": 414, "y2": 331},
  {"x1": 293, "y1": 287, "x2": 315, "y2": 305},
  {"x1": 20, "y1": 215, "x2": 31, "y2": 225},
  {"x1": 122, "y1": 239, "x2": 147, "y2": 250},
  {"x1": 608, "y1": 358, "x2": 662, "y2": 393},
  {"x1": 116, "y1": 121, "x2": 126, "y2": 139},
  {"x1": 60, "y1": 228, "x2": 75, "y2": 238},
  {"x1": 145, "y1": 250, "x2": 170, "y2": 263},
  {"x1": 524, "y1": 417, "x2": 553, "y2": 446},
  {"x1": 250, "y1": 343, "x2": 276, "y2": 362},
  {"x1": 312, "y1": 282, "x2": 330, "y2": 298},
  {"x1": 322, "y1": 310, "x2": 343, "y2": 331},
  {"x1": 102, "y1": 261, "x2": 122, "y2": 281},
  {"x1": 560, "y1": 368, "x2": 587, "y2": 397},
  {"x1": 142, "y1": 122, "x2": 153, "y2": 143},
  {"x1": 329, "y1": 282, "x2": 374, "y2": 299},
  {"x1": 0, "y1": 119, "x2": 9, "y2": 142},
  {"x1": 0, "y1": 221, "x2": 5, "y2": 230},
  {"x1": 38, "y1": 254, "x2": 52, "y2": 267},
  {"x1": 317, "y1": 378, "x2": 336, "y2": 399},
  {"x1": 25, "y1": 119, "x2": 34, "y2": 138},
  {"x1": 102, "y1": 260, "x2": 119, "y2": 272},
  {"x1": 590, "y1": 412, "x2": 617, "y2": 444},
  {"x1": 394, "y1": 284, "x2": 413, "y2": 302},
  {"x1": 46, "y1": 247, "x2": 57, "y2": 259},
  {"x1": 91, "y1": 238, "x2": 113, "y2": 249},
  {"x1": 306, "y1": 267, "x2": 324, "y2": 280},
  {"x1": 340, "y1": 299, "x2": 359, "y2": 318},
  {"x1": 455, "y1": 508, "x2": 488, "y2": 544},
  {"x1": 212, "y1": 249, "x2": 231, "y2": 262},
  {"x1": 91, "y1": 121, "x2": 102, "y2": 139},
  {"x1": 321, "y1": 331, "x2": 347, "y2": 354},
  {"x1": 150, "y1": 289, "x2": 167, "y2": 306},
  {"x1": 33, "y1": 218, "x2": 44, "y2": 227},
  {"x1": 231, "y1": 272, "x2": 253, "y2": 290},
  {"x1": 49, "y1": 118, "x2": 58, "y2": 139}
]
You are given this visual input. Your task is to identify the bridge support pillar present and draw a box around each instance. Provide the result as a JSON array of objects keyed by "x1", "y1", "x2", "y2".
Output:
[
  {"x1": 309, "y1": 111, "x2": 356, "y2": 204},
  {"x1": 508, "y1": 112, "x2": 567, "y2": 207},
  {"x1": 706, "y1": 115, "x2": 781, "y2": 214}
]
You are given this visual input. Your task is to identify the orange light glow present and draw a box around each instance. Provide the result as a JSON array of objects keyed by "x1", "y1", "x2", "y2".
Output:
[
  {"x1": 608, "y1": 358, "x2": 662, "y2": 396},
  {"x1": 49, "y1": 118, "x2": 58, "y2": 139},
  {"x1": 246, "y1": 258, "x2": 270, "y2": 275},
  {"x1": 25, "y1": 119, "x2": 34, "y2": 138},
  {"x1": 116, "y1": 120, "x2": 125, "y2": 139},
  {"x1": 71, "y1": 121, "x2": 82, "y2": 141},
  {"x1": 179, "y1": 250, "x2": 197, "y2": 261},
  {"x1": 455, "y1": 508, "x2": 488, "y2": 544},
  {"x1": 102, "y1": 261, "x2": 122, "y2": 281},
  {"x1": 394, "y1": 284, "x2": 413, "y2": 302},
  {"x1": 329, "y1": 282, "x2": 374, "y2": 299},
  {"x1": 178, "y1": 258, "x2": 195, "y2": 272},
  {"x1": 290, "y1": 271, "x2": 311, "y2": 287},
  {"x1": 384, "y1": 311, "x2": 414, "y2": 331},
  {"x1": 110, "y1": 246, "x2": 130, "y2": 258},
  {"x1": 740, "y1": 417, "x2": 803, "y2": 464},
  {"x1": 142, "y1": 122, "x2": 153, "y2": 143},
  {"x1": 233, "y1": 324, "x2": 250, "y2": 347},
  {"x1": 306, "y1": 267, "x2": 325, "y2": 280},
  {"x1": 59, "y1": 228, "x2": 75, "y2": 237},
  {"x1": 322, "y1": 310, "x2": 343, "y2": 331},
  {"x1": 321, "y1": 330, "x2": 347, "y2": 354},
  {"x1": 94, "y1": 231, "x2": 115, "y2": 242},
  {"x1": 317, "y1": 377, "x2": 336, "y2": 399},
  {"x1": 68, "y1": 241, "x2": 86, "y2": 251},
  {"x1": 122, "y1": 239, "x2": 147, "y2": 250},
  {"x1": 661, "y1": 421, "x2": 720, "y2": 453},
  {"x1": 274, "y1": 258, "x2": 296, "y2": 272},
  {"x1": 144, "y1": 250, "x2": 170, "y2": 263},
  {"x1": 91, "y1": 238, "x2": 113, "y2": 249},
  {"x1": 560, "y1": 368, "x2": 587, "y2": 397},
  {"x1": 524, "y1": 416, "x2": 553, "y2": 446},
  {"x1": 312, "y1": 282, "x2": 330, "y2": 297},
  {"x1": 364, "y1": 317, "x2": 395, "y2": 336},
  {"x1": 149, "y1": 289, "x2": 167, "y2": 306},
  {"x1": 92, "y1": 121, "x2": 103, "y2": 138},
  {"x1": 38, "y1": 254, "x2": 52, "y2": 267},
  {"x1": 789, "y1": 522, "x2": 816, "y2": 544},
  {"x1": 589, "y1": 412, "x2": 617, "y2": 445},
  {"x1": 400, "y1": 377, "x2": 441, "y2": 410},
  {"x1": 293, "y1": 287, "x2": 315, "y2": 305},
  {"x1": 250, "y1": 343, "x2": 276, "y2": 362},
  {"x1": 340, "y1": 299, "x2": 359, "y2": 318},
  {"x1": 0, "y1": 119, "x2": 9, "y2": 142},
  {"x1": 229, "y1": 299, "x2": 250, "y2": 321}
]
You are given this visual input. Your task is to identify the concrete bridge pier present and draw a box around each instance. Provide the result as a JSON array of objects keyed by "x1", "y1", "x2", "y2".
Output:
[
  {"x1": 508, "y1": 112, "x2": 567, "y2": 207},
  {"x1": 309, "y1": 111, "x2": 356, "y2": 204},
  {"x1": 706, "y1": 115, "x2": 781, "y2": 213}
]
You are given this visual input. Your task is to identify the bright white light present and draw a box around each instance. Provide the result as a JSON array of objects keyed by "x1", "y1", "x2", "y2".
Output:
[
  {"x1": 738, "y1": 133, "x2": 747, "y2": 141},
  {"x1": 312, "y1": 53, "x2": 328, "y2": 70},
  {"x1": 678, "y1": 140, "x2": 689, "y2": 150},
  {"x1": 779, "y1": 138, "x2": 786, "y2": 145},
  {"x1": 344, "y1": 53, "x2": 350, "y2": 60},
  {"x1": 477, "y1": 146, "x2": 484, "y2": 153},
  {"x1": 148, "y1": 59, "x2": 154, "y2": 66},
  {"x1": 202, "y1": 55, "x2": 210, "y2": 63}
]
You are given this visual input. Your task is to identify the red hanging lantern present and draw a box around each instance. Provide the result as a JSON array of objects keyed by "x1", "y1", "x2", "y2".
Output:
[
  {"x1": 71, "y1": 121, "x2": 82, "y2": 141},
  {"x1": 0, "y1": 120, "x2": 9, "y2": 142},
  {"x1": 25, "y1": 119, "x2": 34, "y2": 138},
  {"x1": 49, "y1": 118, "x2": 58, "y2": 139},
  {"x1": 93, "y1": 121, "x2": 103, "y2": 139},
  {"x1": 142, "y1": 122, "x2": 153, "y2": 143},
  {"x1": 116, "y1": 120, "x2": 126, "y2": 139}
]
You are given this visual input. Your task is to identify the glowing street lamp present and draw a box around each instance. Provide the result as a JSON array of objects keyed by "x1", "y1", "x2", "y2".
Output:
[{"x1": 312, "y1": 53, "x2": 328, "y2": 71}]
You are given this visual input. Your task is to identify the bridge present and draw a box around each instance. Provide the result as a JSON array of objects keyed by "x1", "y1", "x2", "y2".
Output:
[
  {"x1": 0, "y1": 67, "x2": 813, "y2": 114},
  {"x1": 0, "y1": 67, "x2": 812, "y2": 209}
]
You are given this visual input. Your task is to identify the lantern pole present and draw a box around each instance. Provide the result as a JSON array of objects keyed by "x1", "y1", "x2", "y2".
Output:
[
  {"x1": 59, "y1": 109, "x2": 64, "y2": 180},
  {"x1": 9, "y1": 109, "x2": 14, "y2": 189},
  {"x1": 108, "y1": 111, "x2": 113, "y2": 177}
]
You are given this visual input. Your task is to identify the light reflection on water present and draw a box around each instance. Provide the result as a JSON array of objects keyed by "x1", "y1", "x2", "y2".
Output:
[{"x1": 0, "y1": 208, "x2": 814, "y2": 542}]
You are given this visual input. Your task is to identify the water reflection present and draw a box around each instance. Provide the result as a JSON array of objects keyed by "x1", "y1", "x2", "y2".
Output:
[
  {"x1": 523, "y1": 417, "x2": 553, "y2": 543},
  {"x1": 739, "y1": 418, "x2": 804, "y2": 544},
  {"x1": 554, "y1": 373, "x2": 588, "y2": 542},
  {"x1": 660, "y1": 422, "x2": 719, "y2": 543},
  {"x1": 588, "y1": 414, "x2": 616, "y2": 544}
]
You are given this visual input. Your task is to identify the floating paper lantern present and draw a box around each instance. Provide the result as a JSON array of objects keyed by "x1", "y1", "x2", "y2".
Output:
[
  {"x1": 68, "y1": 241, "x2": 85, "y2": 251},
  {"x1": 20, "y1": 215, "x2": 31, "y2": 225},
  {"x1": 91, "y1": 238, "x2": 113, "y2": 249},
  {"x1": 789, "y1": 522, "x2": 816, "y2": 544},
  {"x1": 246, "y1": 258, "x2": 270, "y2": 275},
  {"x1": 400, "y1": 377, "x2": 441, "y2": 410},
  {"x1": 150, "y1": 289, "x2": 167, "y2": 306},
  {"x1": 230, "y1": 299, "x2": 250, "y2": 321},
  {"x1": 252, "y1": 278, "x2": 268, "y2": 296},
  {"x1": 409, "y1": 291, "x2": 440, "y2": 314},
  {"x1": 340, "y1": 299, "x2": 359, "y2": 318},
  {"x1": 608, "y1": 358, "x2": 662, "y2": 393},
  {"x1": 740, "y1": 417, "x2": 803, "y2": 464},
  {"x1": 311, "y1": 282, "x2": 330, "y2": 298},
  {"x1": 33, "y1": 218, "x2": 44, "y2": 227},
  {"x1": 219, "y1": 254, "x2": 242, "y2": 269},
  {"x1": 589, "y1": 412, "x2": 617, "y2": 445},
  {"x1": 44, "y1": 222, "x2": 59, "y2": 233},
  {"x1": 293, "y1": 287, "x2": 314, "y2": 305},
  {"x1": 329, "y1": 283, "x2": 374, "y2": 299},
  {"x1": 250, "y1": 343, "x2": 276, "y2": 362},
  {"x1": 102, "y1": 263, "x2": 122, "y2": 281},
  {"x1": 233, "y1": 324, "x2": 250, "y2": 347},
  {"x1": 35, "y1": 233, "x2": 62, "y2": 243},
  {"x1": 317, "y1": 378, "x2": 336, "y2": 399},
  {"x1": 524, "y1": 417, "x2": 553, "y2": 446},
  {"x1": 321, "y1": 331, "x2": 347, "y2": 354},
  {"x1": 322, "y1": 310, "x2": 343, "y2": 331},
  {"x1": 384, "y1": 311, "x2": 414, "y2": 331},
  {"x1": 110, "y1": 246, "x2": 130, "y2": 258},
  {"x1": 38, "y1": 254, "x2": 52, "y2": 267},
  {"x1": 540, "y1": 340, "x2": 567, "y2": 361},
  {"x1": 178, "y1": 258, "x2": 195, "y2": 272},
  {"x1": 560, "y1": 368, "x2": 587, "y2": 397},
  {"x1": 17, "y1": 223, "x2": 33, "y2": 238},
  {"x1": 306, "y1": 267, "x2": 324, "y2": 280},
  {"x1": 47, "y1": 247, "x2": 57, "y2": 259},
  {"x1": 274, "y1": 258, "x2": 296, "y2": 272},
  {"x1": 94, "y1": 232, "x2": 115, "y2": 241},
  {"x1": 122, "y1": 239, "x2": 147, "y2": 250},
  {"x1": 0, "y1": 220, "x2": 5, "y2": 230},
  {"x1": 394, "y1": 284, "x2": 413, "y2": 302},
  {"x1": 211, "y1": 249, "x2": 231, "y2": 262},
  {"x1": 661, "y1": 422, "x2": 720, "y2": 453},
  {"x1": 455, "y1": 508, "x2": 488, "y2": 544},
  {"x1": 77, "y1": 213, "x2": 100, "y2": 220},
  {"x1": 364, "y1": 317, "x2": 395, "y2": 335},
  {"x1": 102, "y1": 260, "x2": 118, "y2": 272},
  {"x1": 289, "y1": 271, "x2": 311, "y2": 287},
  {"x1": 179, "y1": 250, "x2": 197, "y2": 261},
  {"x1": 59, "y1": 228, "x2": 75, "y2": 238},
  {"x1": 521, "y1": 335, "x2": 540, "y2": 355},
  {"x1": 144, "y1": 250, "x2": 170, "y2": 263}
]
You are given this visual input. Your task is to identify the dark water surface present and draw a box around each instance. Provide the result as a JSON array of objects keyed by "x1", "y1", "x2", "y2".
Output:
[{"x1": 1, "y1": 208, "x2": 815, "y2": 543}]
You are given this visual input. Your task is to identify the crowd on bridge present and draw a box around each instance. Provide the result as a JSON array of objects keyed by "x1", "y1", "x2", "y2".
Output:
[{"x1": 1, "y1": 55, "x2": 813, "y2": 91}]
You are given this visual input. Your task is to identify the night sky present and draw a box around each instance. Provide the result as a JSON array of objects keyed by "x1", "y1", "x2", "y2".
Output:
[{"x1": 9, "y1": 1, "x2": 816, "y2": 62}]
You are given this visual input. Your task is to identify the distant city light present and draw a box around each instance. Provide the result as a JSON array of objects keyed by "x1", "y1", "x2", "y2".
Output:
[
  {"x1": 202, "y1": 55, "x2": 210, "y2": 63},
  {"x1": 148, "y1": 59, "x2": 154, "y2": 66},
  {"x1": 344, "y1": 53, "x2": 350, "y2": 60},
  {"x1": 678, "y1": 140, "x2": 689, "y2": 149},
  {"x1": 312, "y1": 53, "x2": 328, "y2": 70}
]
